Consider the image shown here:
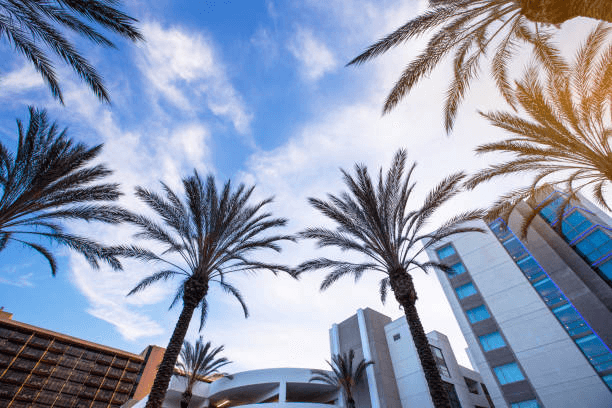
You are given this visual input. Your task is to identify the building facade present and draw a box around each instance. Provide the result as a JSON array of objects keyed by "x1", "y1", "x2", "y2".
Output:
[
  {"x1": 0, "y1": 310, "x2": 163, "y2": 408},
  {"x1": 330, "y1": 308, "x2": 492, "y2": 408},
  {"x1": 426, "y1": 192, "x2": 612, "y2": 408}
]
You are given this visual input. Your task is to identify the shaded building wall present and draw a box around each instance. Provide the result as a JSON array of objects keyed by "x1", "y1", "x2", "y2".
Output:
[{"x1": 0, "y1": 311, "x2": 162, "y2": 408}]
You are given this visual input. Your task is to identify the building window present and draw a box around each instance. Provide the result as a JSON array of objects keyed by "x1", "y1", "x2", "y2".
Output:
[
  {"x1": 437, "y1": 245, "x2": 456, "y2": 260},
  {"x1": 480, "y1": 383, "x2": 495, "y2": 408},
  {"x1": 493, "y1": 362, "x2": 525, "y2": 385},
  {"x1": 511, "y1": 400, "x2": 540, "y2": 408},
  {"x1": 449, "y1": 262, "x2": 466, "y2": 277},
  {"x1": 575, "y1": 334, "x2": 612, "y2": 372},
  {"x1": 574, "y1": 228, "x2": 612, "y2": 264},
  {"x1": 478, "y1": 332, "x2": 506, "y2": 352},
  {"x1": 442, "y1": 382, "x2": 462, "y2": 408},
  {"x1": 466, "y1": 305, "x2": 490, "y2": 323},
  {"x1": 551, "y1": 304, "x2": 589, "y2": 336},
  {"x1": 455, "y1": 282, "x2": 477, "y2": 299},
  {"x1": 392, "y1": 333, "x2": 401, "y2": 341},
  {"x1": 516, "y1": 257, "x2": 545, "y2": 281},
  {"x1": 532, "y1": 278, "x2": 564, "y2": 306},
  {"x1": 596, "y1": 258, "x2": 612, "y2": 282},
  {"x1": 604, "y1": 374, "x2": 612, "y2": 388},
  {"x1": 502, "y1": 237, "x2": 528, "y2": 260},
  {"x1": 562, "y1": 210, "x2": 593, "y2": 242},
  {"x1": 539, "y1": 195, "x2": 566, "y2": 223},
  {"x1": 464, "y1": 377, "x2": 479, "y2": 394},
  {"x1": 430, "y1": 345, "x2": 450, "y2": 377}
]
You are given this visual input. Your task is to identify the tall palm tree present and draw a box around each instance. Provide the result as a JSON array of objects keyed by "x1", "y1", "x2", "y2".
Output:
[
  {"x1": 176, "y1": 337, "x2": 231, "y2": 408},
  {"x1": 310, "y1": 349, "x2": 373, "y2": 408},
  {"x1": 0, "y1": 107, "x2": 126, "y2": 275},
  {"x1": 0, "y1": 0, "x2": 143, "y2": 103},
  {"x1": 297, "y1": 149, "x2": 484, "y2": 408},
  {"x1": 465, "y1": 23, "x2": 612, "y2": 235},
  {"x1": 348, "y1": 0, "x2": 572, "y2": 132},
  {"x1": 117, "y1": 172, "x2": 294, "y2": 408}
]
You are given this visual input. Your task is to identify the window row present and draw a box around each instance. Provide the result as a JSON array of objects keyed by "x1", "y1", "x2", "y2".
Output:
[{"x1": 511, "y1": 400, "x2": 539, "y2": 408}]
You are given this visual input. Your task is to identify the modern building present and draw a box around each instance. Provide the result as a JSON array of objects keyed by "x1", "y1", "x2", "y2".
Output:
[
  {"x1": 330, "y1": 308, "x2": 492, "y2": 408},
  {"x1": 0, "y1": 309, "x2": 164, "y2": 408},
  {"x1": 130, "y1": 368, "x2": 340, "y2": 408},
  {"x1": 133, "y1": 308, "x2": 492, "y2": 408},
  {"x1": 426, "y1": 191, "x2": 612, "y2": 408}
]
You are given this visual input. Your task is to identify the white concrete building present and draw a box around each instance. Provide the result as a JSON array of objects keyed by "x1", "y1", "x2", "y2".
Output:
[{"x1": 425, "y1": 192, "x2": 612, "y2": 408}]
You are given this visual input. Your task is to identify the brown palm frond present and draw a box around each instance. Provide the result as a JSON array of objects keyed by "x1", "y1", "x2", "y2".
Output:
[
  {"x1": 468, "y1": 24, "x2": 612, "y2": 234},
  {"x1": 347, "y1": 0, "x2": 577, "y2": 132}
]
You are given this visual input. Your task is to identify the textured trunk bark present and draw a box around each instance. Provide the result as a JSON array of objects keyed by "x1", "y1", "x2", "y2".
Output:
[
  {"x1": 145, "y1": 278, "x2": 208, "y2": 408},
  {"x1": 180, "y1": 390, "x2": 192, "y2": 408},
  {"x1": 390, "y1": 268, "x2": 451, "y2": 408},
  {"x1": 346, "y1": 397, "x2": 356, "y2": 408},
  {"x1": 520, "y1": 0, "x2": 612, "y2": 24}
]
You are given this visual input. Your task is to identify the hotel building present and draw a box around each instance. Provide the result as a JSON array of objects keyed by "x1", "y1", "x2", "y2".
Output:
[
  {"x1": 426, "y1": 192, "x2": 612, "y2": 408},
  {"x1": 0, "y1": 309, "x2": 163, "y2": 408}
]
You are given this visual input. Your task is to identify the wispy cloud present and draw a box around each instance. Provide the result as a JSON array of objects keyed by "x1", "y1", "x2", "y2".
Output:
[
  {"x1": 0, "y1": 64, "x2": 44, "y2": 94},
  {"x1": 0, "y1": 265, "x2": 34, "y2": 288},
  {"x1": 138, "y1": 22, "x2": 253, "y2": 137},
  {"x1": 288, "y1": 26, "x2": 337, "y2": 82}
]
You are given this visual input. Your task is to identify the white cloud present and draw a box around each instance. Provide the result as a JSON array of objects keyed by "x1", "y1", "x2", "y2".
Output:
[
  {"x1": 288, "y1": 27, "x2": 338, "y2": 82},
  {"x1": 138, "y1": 22, "x2": 253, "y2": 136},
  {"x1": 0, "y1": 64, "x2": 44, "y2": 93},
  {"x1": 0, "y1": 264, "x2": 34, "y2": 288}
]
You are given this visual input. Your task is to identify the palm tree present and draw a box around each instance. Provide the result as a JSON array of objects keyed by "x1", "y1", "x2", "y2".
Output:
[
  {"x1": 0, "y1": 0, "x2": 143, "y2": 103},
  {"x1": 176, "y1": 337, "x2": 231, "y2": 408},
  {"x1": 465, "y1": 23, "x2": 612, "y2": 236},
  {"x1": 117, "y1": 172, "x2": 295, "y2": 408},
  {"x1": 0, "y1": 107, "x2": 126, "y2": 275},
  {"x1": 297, "y1": 149, "x2": 484, "y2": 408},
  {"x1": 310, "y1": 349, "x2": 373, "y2": 408},
  {"x1": 348, "y1": 0, "x2": 573, "y2": 132}
]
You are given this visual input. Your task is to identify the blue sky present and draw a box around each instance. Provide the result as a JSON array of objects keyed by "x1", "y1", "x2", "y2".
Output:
[{"x1": 0, "y1": 1, "x2": 599, "y2": 371}]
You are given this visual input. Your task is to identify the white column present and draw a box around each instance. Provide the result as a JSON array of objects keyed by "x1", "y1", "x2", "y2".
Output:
[
  {"x1": 330, "y1": 323, "x2": 340, "y2": 355},
  {"x1": 357, "y1": 308, "x2": 381, "y2": 408},
  {"x1": 279, "y1": 380, "x2": 287, "y2": 403}
]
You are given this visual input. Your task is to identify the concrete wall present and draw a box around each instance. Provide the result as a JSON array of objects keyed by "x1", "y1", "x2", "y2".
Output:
[{"x1": 428, "y1": 221, "x2": 612, "y2": 408}]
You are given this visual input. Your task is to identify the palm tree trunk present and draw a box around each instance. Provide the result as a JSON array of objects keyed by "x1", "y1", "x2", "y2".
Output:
[
  {"x1": 390, "y1": 268, "x2": 451, "y2": 408},
  {"x1": 347, "y1": 397, "x2": 356, "y2": 408},
  {"x1": 520, "y1": 0, "x2": 612, "y2": 24},
  {"x1": 145, "y1": 302, "x2": 198, "y2": 408},
  {"x1": 180, "y1": 390, "x2": 193, "y2": 408}
]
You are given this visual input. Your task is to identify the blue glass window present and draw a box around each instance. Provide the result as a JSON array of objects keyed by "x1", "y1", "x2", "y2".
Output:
[
  {"x1": 575, "y1": 229, "x2": 612, "y2": 263},
  {"x1": 490, "y1": 220, "x2": 512, "y2": 241},
  {"x1": 479, "y1": 332, "x2": 506, "y2": 352},
  {"x1": 539, "y1": 195, "x2": 565, "y2": 222},
  {"x1": 596, "y1": 258, "x2": 612, "y2": 282},
  {"x1": 562, "y1": 210, "x2": 593, "y2": 242},
  {"x1": 511, "y1": 400, "x2": 539, "y2": 408},
  {"x1": 502, "y1": 237, "x2": 528, "y2": 260},
  {"x1": 466, "y1": 305, "x2": 490, "y2": 323},
  {"x1": 494, "y1": 362, "x2": 525, "y2": 385},
  {"x1": 604, "y1": 374, "x2": 612, "y2": 388},
  {"x1": 456, "y1": 283, "x2": 477, "y2": 299},
  {"x1": 516, "y1": 257, "x2": 545, "y2": 281},
  {"x1": 533, "y1": 278, "x2": 564, "y2": 306},
  {"x1": 437, "y1": 245, "x2": 456, "y2": 260},
  {"x1": 449, "y1": 262, "x2": 466, "y2": 277},
  {"x1": 552, "y1": 304, "x2": 589, "y2": 336},
  {"x1": 575, "y1": 334, "x2": 612, "y2": 372}
]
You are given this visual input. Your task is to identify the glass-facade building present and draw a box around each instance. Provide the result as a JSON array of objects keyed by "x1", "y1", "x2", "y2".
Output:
[{"x1": 426, "y1": 192, "x2": 612, "y2": 408}]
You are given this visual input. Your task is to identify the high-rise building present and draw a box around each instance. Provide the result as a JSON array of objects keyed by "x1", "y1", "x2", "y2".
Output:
[
  {"x1": 0, "y1": 310, "x2": 164, "y2": 408},
  {"x1": 426, "y1": 191, "x2": 612, "y2": 408},
  {"x1": 330, "y1": 308, "x2": 493, "y2": 408}
]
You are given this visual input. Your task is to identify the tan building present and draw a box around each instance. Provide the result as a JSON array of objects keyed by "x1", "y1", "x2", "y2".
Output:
[{"x1": 0, "y1": 309, "x2": 164, "y2": 408}]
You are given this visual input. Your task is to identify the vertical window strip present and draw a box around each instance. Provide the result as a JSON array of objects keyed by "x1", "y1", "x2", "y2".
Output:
[{"x1": 489, "y1": 219, "x2": 612, "y2": 391}]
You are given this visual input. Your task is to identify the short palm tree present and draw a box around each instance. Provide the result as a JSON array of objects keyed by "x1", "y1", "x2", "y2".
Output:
[
  {"x1": 348, "y1": 0, "x2": 573, "y2": 132},
  {"x1": 118, "y1": 172, "x2": 294, "y2": 408},
  {"x1": 0, "y1": 107, "x2": 125, "y2": 275},
  {"x1": 298, "y1": 149, "x2": 484, "y2": 408},
  {"x1": 310, "y1": 350, "x2": 373, "y2": 408},
  {"x1": 176, "y1": 337, "x2": 231, "y2": 408},
  {"x1": 0, "y1": 0, "x2": 143, "y2": 103},
  {"x1": 465, "y1": 23, "x2": 612, "y2": 235}
]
